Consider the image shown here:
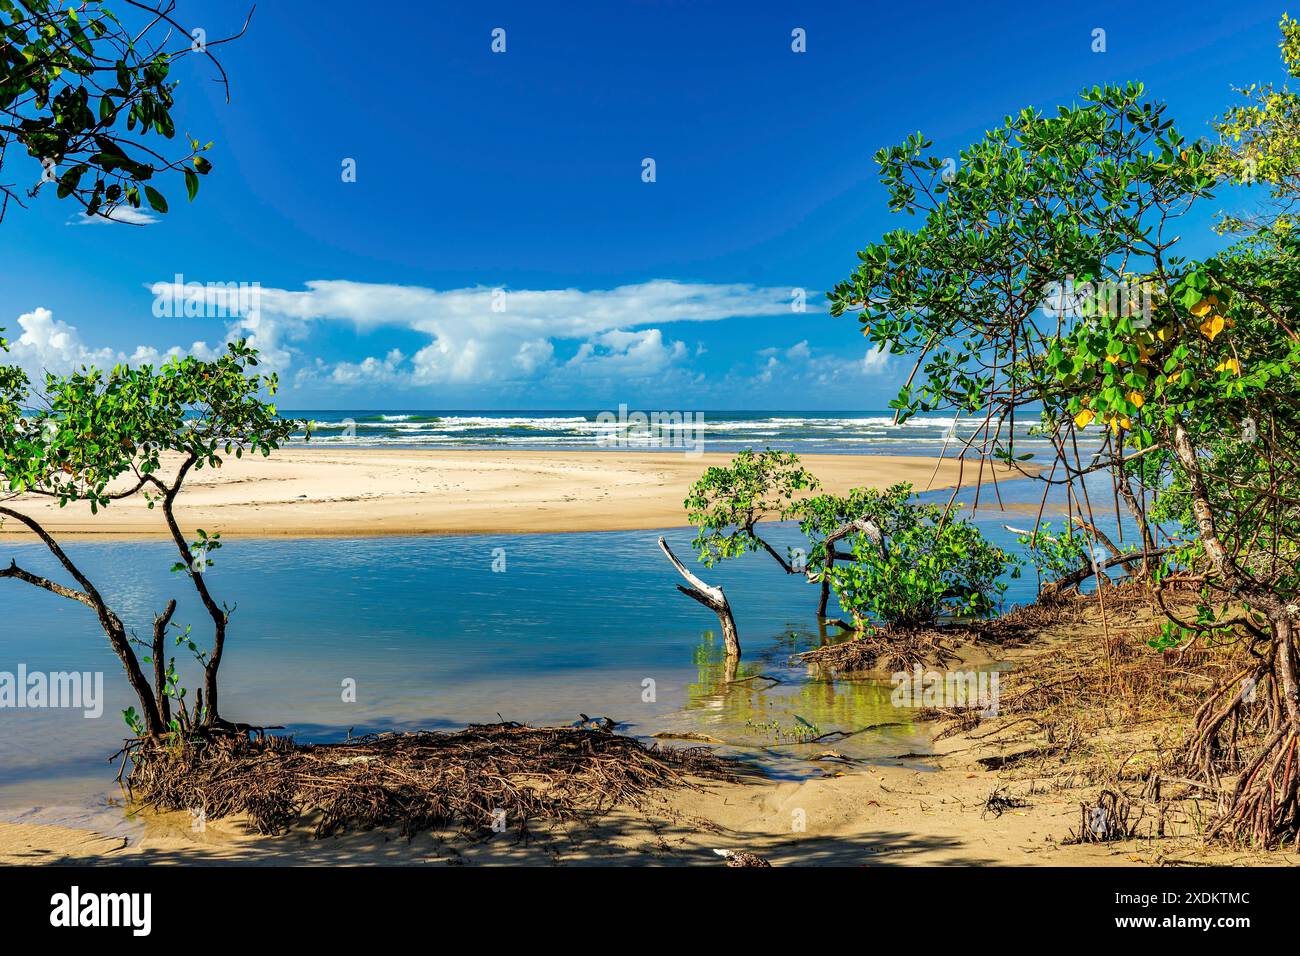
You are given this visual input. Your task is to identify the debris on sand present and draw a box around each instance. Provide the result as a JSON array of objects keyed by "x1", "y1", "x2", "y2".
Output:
[{"x1": 124, "y1": 721, "x2": 734, "y2": 838}]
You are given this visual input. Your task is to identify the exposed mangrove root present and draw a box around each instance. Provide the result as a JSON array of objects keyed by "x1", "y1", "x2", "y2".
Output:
[
  {"x1": 796, "y1": 626, "x2": 956, "y2": 673},
  {"x1": 1185, "y1": 662, "x2": 1300, "y2": 848},
  {"x1": 797, "y1": 599, "x2": 1067, "y2": 674},
  {"x1": 714, "y1": 848, "x2": 771, "y2": 867},
  {"x1": 981, "y1": 785, "x2": 1030, "y2": 819},
  {"x1": 914, "y1": 583, "x2": 1300, "y2": 850},
  {"x1": 1209, "y1": 727, "x2": 1300, "y2": 847},
  {"x1": 1068, "y1": 789, "x2": 1139, "y2": 844},
  {"x1": 122, "y1": 722, "x2": 736, "y2": 838}
]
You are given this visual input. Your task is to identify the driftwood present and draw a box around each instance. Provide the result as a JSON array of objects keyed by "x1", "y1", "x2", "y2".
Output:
[{"x1": 658, "y1": 536, "x2": 740, "y2": 657}]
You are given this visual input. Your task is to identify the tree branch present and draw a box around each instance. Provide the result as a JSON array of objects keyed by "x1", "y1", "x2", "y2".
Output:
[{"x1": 658, "y1": 536, "x2": 740, "y2": 657}]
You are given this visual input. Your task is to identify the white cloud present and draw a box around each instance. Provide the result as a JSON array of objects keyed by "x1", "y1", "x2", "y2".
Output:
[
  {"x1": 5, "y1": 307, "x2": 214, "y2": 380},
  {"x1": 564, "y1": 328, "x2": 688, "y2": 379},
  {"x1": 329, "y1": 348, "x2": 406, "y2": 386},
  {"x1": 7, "y1": 280, "x2": 847, "y2": 398},
  {"x1": 8, "y1": 307, "x2": 117, "y2": 372},
  {"x1": 68, "y1": 206, "x2": 159, "y2": 226},
  {"x1": 148, "y1": 278, "x2": 802, "y2": 388},
  {"x1": 758, "y1": 340, "x2": 813, "y2": 363},
  {"x1": 862, "y1": 343, "x2": 890, "y2": 373},
  {"x1": 749, "y1": 339, "x2": 892, "y2": 389}
]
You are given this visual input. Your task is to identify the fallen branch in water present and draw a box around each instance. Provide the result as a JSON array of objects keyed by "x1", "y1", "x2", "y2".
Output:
[{"x1": 659, "y1": 536, "x2": 740, "y2": 658}]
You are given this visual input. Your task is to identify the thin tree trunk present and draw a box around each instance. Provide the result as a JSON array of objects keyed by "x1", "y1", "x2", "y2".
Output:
[
  {"x1": 1169, "y1": 418, "x2": 1286, "y2": 615},
  {"x1": 1274, "y1": 612, "x2": 1300, "y2": 727},
  {"x1": 152, "y1": 600, "x2": 177, "y2": 728},
  {"x1": 1115, "y1": 476, "x2": 1156, "y2": 576},
  {"x1": 817, "y1": 575, "x2": 832, "y2": 618},
  {"x1": 0, "y1": 506, "x2": 164, "y2": 736},
  {"x1": 816, "y1": 517, "x2": 883, "y2": 617},
  {"x1": 1169, "y1": 417, "x2": 1300, "y2": 843},
  {"x1": 154, "y1": 460, "x2": 230, "y2": 727}
]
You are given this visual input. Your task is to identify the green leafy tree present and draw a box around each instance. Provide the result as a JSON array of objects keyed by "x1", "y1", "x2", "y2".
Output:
[
  {"x1": 0, "y1": 0, "x2": 250, "y2": 221},
  {"x1": 681, "y1": 451, "x2": 1016, "y2": 632},
  {"x1": 0, "y1": 340, "x2": 302, "y2": 738},
  {"x1": 0, "y1": 0, "x2": 266, "y2": 741},
  {"x1": 1212, "y1": 14, "x2": 1300, "y2": 234},
  {"x1": 795, "y1": 485, "x2": 897, "y2": 616},
  {"x1": 685, "y1": 448, "x2": 819, "y2": 571},
  {"x1": 1015, "y1": 521, "x2": 1092, "y2": 588},
  {"x1": 1013, "y1": 518, "x2": 1156, "y2": 598},
  {"x1": 829, "y1": 48, "x2": 1300, "y2": 842},
  {"x1": 827, "y1": 488, "x2": 1018, "y2": 630}
]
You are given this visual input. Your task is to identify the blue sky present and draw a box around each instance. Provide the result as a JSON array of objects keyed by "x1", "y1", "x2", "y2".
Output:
[{"x1": 0, "y1": 0, "x2": 1290, "y2": 409}]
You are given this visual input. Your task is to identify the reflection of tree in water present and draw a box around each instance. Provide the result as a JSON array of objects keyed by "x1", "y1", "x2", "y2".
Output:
[{"x1": 684, "y1": 630, "x2": 903, "y2": 749}]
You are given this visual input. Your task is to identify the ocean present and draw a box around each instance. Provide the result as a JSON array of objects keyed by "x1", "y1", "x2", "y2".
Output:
[{"x1": 287, "y1": 409, "x2": 1066, "y2": 457}]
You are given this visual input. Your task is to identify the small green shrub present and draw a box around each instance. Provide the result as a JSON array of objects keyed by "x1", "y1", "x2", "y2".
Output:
[
  {"x1": 684, "y1": 448, "x2": 818, "y2": 566},
  {"x1": 1014, "y1": 521, "x2": 1093, "y2": 584},
  {"x1": 826, "y1": 487, "x2": 1019, "y2": 629}
]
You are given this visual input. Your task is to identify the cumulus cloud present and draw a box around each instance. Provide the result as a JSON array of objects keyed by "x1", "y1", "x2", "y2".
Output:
[
  {"x1": 565, "y1": 329, "x2": 688, "y2": 379},
  {"x1": 7, "y1": 280, "x2": 847, "y2": 397},
  {"x1": 862, "y1": 343, "x2": 891, "y2": 373},
  {"x1": 4, "y1": 307, "x2": 215, "y2": 380},
  {"x1": 329, "y1": 348, "x2": 407, "y2": 386},
  {"x1": 751, "y1": 339, "x2": 892, "y2": 388},
  {"x1": 139, "y1": 278, "x2": 801, "y2": 388}
]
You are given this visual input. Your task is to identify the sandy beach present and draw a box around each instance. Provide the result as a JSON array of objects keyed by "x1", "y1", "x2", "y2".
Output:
[
  {"x1": 0, "y1": 448, "x2": 1026, "y2": 538},
  {"x1": 0, "y1": 747, "x2": 1128, "y2": 867},
  {"x1": 3, "y1": 717, "x2": 1286, "y2": 868}
]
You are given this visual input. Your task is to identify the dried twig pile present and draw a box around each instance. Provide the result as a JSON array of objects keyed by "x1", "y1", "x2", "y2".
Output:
[
  {"x1": 930, "y1": 585, "x2": 1287, "y2": 846},
  {"x1": 124, "y1": 722, "x2": 734, "y2": 838},
  {"x1": 993, "y1": 588, "x2": 1234, "y2": 783},
  {"x1": 981, "y1": 784, "x2": 1030, "y2": 819},
  {"x1": 797, "y1": 626, "x2": 956, "y2": 673},
  {"x1": 1067, "y1": 789, "x2": 1139, "y2": 844}
]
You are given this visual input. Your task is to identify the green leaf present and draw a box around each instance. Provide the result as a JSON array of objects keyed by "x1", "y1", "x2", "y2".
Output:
[{"x1": 144, "y1": 186, "x2": 168, "y2": 213}]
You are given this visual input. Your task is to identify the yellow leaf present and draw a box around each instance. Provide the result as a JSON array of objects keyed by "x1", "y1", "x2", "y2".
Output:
[
  {"x1": 1190, "y1": 298, "x2": 1212, "y2": 317},
  {"x1": 1199, "y1": 314, "x2": 1226, "y2": 341},
  {"x1": 1105, "y1": 353, "x2": 1121, "y2": 364},
  {"x1": 1074, "y1": 409, "x2": 1095, "y2": 428},
  {"x1": 1216, "y1": 357, "x2": 1242, "y2": 375},
  {"x1": 1126, "y1": 390, "x2": 1145, "y2": 408},
  {"x1": 1156, "y1": 325, "x2": 1174, "y2": 342}
]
